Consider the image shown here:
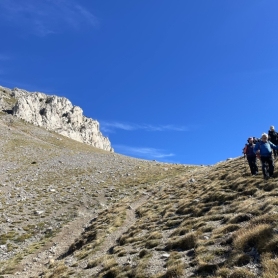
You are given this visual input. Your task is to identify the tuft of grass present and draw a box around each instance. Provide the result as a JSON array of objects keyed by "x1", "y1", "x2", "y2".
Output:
[
  {"x1": 233, "y1": 223, "x2": 273, "y2": 252},
  {"x1": 228, "y1": 213, "x2": 253, "y2": 224},
  {"x1": 0, "y1": 254, "x2": 23, "y2": 275},
  {"x1": 145, "y1": 239, "x2": 161, "y2": 249},
  {"x1": 216, "y1": 267, "x2": 231, "y2": 277},
  {"x1": 138, "y1": 249, "x2": 150, "y2": 258},
  {"x1": 264, "y1": 235, "x2": 278, "y2": 254},
  {"x1": 163, "y1": 263, "x2": 184, "y2": 278},
  {"x1": 44, "y1": 262, "x2": 69, "y2": 278},
  {"x1": 86, "y1": 257, "x2": 101, "y2": 269},
  {"x1": 165, "y1": 232, "x2": 197, "y2": 251},
  {"x1": 261, "y1": 253, "x2": 278, "y2": 278},
  {"x1": 147, "y1": 231, "x2": 163, "y2": 240},
  {"x1": 228, "y1": 268, "x2": 256, "y2": 278},
  {"x1": 230, "y1": 252, "x2": 251, "y2": 266}
]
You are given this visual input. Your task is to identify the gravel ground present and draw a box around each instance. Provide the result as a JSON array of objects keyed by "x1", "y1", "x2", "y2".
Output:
[{"x1": 0, "y1": 114, "x2": 190, "y2": 277}]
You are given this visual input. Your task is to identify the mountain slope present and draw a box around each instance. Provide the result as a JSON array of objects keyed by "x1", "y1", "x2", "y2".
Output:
[
  {"x1": 1, "y1": 112, "x2": 278, "y2": 278},
  {"x1": 40, "y1": 156, "x2": 278, "y2": 278},
  {"x1": 0, "y1": 112, "x2": 189, "y2": 277}
]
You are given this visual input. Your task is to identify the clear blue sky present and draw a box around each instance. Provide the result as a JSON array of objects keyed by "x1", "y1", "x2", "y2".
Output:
[{"x1": 0, "y1": 0, "x2": 278, "y2": 165}]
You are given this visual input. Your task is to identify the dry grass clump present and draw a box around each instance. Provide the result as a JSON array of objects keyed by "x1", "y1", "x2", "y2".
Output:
[
  {"x1": 261, "y1": 253, "x2": 278, "y2": 278},
  {"x1": 213, "y1": 224, "x2": 241, "y2": 235},
  {"x1": 60, "y1": 229, "x2": 97, "y2": 258},
  {"x1": 43, "y1": 262, "x2": 69, "y2": 278},
  {"x1": 87, "y1": 255, "x2": 120, "y2": 277},
  {"x1": 170, "y1": 227, "x2": 191, "y2": 236},
  {"x1": 230, "y1": 252, "x2": 251, "y2": 266},
  {"x1": 163, "y1": 263, "x2": 184, "y2": 278},
  {"x1": 86, "y1": 257, "x2": 102, "y2": 269},
  {"x1": 215, "y1": 267, "x2": 231, "y2": 277},
  {"x1": 175, "y1": 204, "x2": 195, "y2": 215},
  {"x1": 228, "y1": 213, "x2": 253, "y2": 224},
  {"x1": 0, "y1": 254, "x2": 23, "y2": 275},
  {"x1": 203, "y1": 191, "x2": 237, "y2": 204},
  {"x1": 249, "y1": 213, "x2": 278, "y2": 226},
  {"x1": 216, "y1": 267, "x2": 256, "y2": 278},
  {"x1": 102, "y1": 255, "x2": 118, "y2": 272},
  {"x1": 138, "y1": 248, "x2": 150, "y2": 258},
  {"x1": 164, "y1": 219, "x2": 183, "y2": 229},
  {"x1": 165, "y1": 232, "x2": 197, "y2": 251},
  {"x1": 154, "y1": 252, "x2": 185, "y2": 278},
  {"x1": 102, "y1": 266, "x2": 121, "y2": 278},
  {"x1": 118, "y1": 233, "x2": 142, "y2": 246},
  {"x1": 263, "y1": 235, "x2": 278, "y2": 254},
  {"x1": 229, "y1": 268, "x2": 256, "y2": 278},
  {"x1": 145, "y1": 239, "x2": 161, "y2": 249},
  {"x1": 147, "y1": 231, "x2": 163, "y2": 240},
  {"x1": 233, "y1": 223, "x2": 273, "y2": 252}
]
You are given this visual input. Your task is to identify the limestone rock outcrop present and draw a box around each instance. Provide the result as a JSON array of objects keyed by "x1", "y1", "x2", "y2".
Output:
[{"x1": 0, "y1": 86, "x2": 113, "y2": 152}]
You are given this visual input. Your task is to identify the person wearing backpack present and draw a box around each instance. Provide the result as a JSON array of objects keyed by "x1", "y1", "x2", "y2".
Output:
[
  {"x1": 254, "y1": 133, "x2": 278, "y2": 180},
  {"x1": 268, "y1": 126, "x2": 278, "y2": 158},
  {"x1": 243, "y1": 137, "x2": 258, "y2": 176}
]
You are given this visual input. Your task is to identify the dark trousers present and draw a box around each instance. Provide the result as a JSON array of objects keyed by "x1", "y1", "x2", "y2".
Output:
[
  {"x1": 260, "y1": 155, "x2": 274, "y2": 177},
  {"x1": 247, "y1": 156, "x2": 258, "y2": 175}
]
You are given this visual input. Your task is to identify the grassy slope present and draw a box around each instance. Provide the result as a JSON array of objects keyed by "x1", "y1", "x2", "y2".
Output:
[
  {"x1": 41, "y1": 156, "x2": 278, "y2": 277},
  {"x1": 0, "y1": 109, "x2": 278, "y2": 277},
  {"x1": 0, "y1": 114, "x2": 190, "y2": 277}
]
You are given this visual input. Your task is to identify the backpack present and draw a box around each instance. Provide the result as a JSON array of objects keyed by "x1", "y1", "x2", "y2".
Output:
[
  {"x1": 243, "y1": 144, "x2": 248, "y2": 155},
  {"x1": 242, "y1": 137, "x2": 260, "y2": 157}
]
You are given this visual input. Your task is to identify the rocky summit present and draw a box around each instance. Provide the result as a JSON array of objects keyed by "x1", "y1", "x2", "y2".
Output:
[{"x1": 0, "y1": 86, "x2": 113, "y2": 152}]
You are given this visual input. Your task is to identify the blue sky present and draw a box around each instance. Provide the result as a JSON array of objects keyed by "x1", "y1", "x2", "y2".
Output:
[{"x1": 0, "y1": 0, "x2": 278, "y2": 165}]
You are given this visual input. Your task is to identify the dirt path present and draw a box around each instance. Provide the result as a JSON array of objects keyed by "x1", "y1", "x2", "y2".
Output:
[
  {"x1": 80, "y1": 194, "x2": 150, "y2": 276},
  {"x1": 8, "y1": 189, "x2": 108, "y2": 278},
  {"x1": 5, "y1": 192, "x2": 149, "y2": 278},
  {"x1": 5, "y1": 208, "x2": 93, "y2": 278}
]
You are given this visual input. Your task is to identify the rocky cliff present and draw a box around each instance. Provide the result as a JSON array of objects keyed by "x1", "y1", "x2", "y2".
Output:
[{"x1": 0, "y1": 86, "x2": 113, "y2": 152}]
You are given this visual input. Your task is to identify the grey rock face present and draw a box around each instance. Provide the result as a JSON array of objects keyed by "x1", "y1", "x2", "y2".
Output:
[{"x1": 0, "y1": 86, "x2": 113, "y2": 152}]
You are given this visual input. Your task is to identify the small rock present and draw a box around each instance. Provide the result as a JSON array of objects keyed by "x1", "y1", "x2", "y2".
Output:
[
  {"x1": 34, "y1": 210, "x2": 45, "y2": 216},
  {"x1": 45, "y1": 227, "x2": 53, "y2": 233},
  {"x1": 0, "y1": 245, "x2": 7, "y2": 251},
  {"x1": 47, "y1": 258, "x2": 55, "y2": 265}
]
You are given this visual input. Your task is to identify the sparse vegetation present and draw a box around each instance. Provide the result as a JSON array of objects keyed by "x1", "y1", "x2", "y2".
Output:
[{"x1": 1, "y1": 99, "x2": 278, "y2": 277}]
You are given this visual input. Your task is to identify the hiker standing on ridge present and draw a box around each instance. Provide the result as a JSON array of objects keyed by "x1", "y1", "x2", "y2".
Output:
[
  {"x1": 254, "y1": 133, "x2": 278, "y2": 180},
  {"x1": 243, "y1": 137, "x2": 258, "y2": 176},
  {"x1": 268, "y1": 126, "x2": 278, "y2": 159}
]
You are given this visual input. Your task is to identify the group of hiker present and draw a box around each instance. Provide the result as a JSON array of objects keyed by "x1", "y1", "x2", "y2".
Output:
[{"x1": 243, "y1": 126, "x2": 278, "y2": 180}]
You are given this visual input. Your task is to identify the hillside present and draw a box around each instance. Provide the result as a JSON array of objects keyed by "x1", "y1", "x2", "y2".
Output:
[{"x1": 1, "y1": 113, "x2": 278, "y2": 277}]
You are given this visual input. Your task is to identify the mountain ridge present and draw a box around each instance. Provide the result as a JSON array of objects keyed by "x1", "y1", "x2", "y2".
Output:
[{"x1": 0, "y1": 86, "x2": 113, "y2": 152}]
